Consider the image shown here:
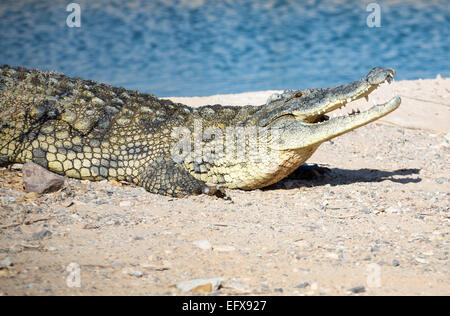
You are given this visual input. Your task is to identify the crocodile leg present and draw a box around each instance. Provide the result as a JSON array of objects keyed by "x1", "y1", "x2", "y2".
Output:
[
  {"x1": 0, "y1": 155, "x2": 9, "y2": 167},
  {"x1": 138, "y1": 158, "x2": 226, "y2": 198}
]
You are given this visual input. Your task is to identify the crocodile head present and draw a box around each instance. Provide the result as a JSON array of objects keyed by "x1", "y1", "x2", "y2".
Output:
[{"x1": 256, "y1": 67, "x2": 401, "y2": 150}]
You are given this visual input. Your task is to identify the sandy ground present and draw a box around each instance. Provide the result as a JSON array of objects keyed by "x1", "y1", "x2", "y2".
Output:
[{"x1": 0, "y1": 78, "x2": 449, "y2": 296}]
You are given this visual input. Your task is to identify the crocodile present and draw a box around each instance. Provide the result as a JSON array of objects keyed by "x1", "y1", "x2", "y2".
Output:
[{"x1": 0, "y1": 65, "x2": 400, "y2": 197}]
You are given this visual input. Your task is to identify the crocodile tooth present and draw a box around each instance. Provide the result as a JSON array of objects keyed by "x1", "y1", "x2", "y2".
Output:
[
  {"x1": 346, "y1": 98, "x2": 351, "y2": 103},
  {"x1": 364, "y1": 95, "x2": 369, "y2": 102}
]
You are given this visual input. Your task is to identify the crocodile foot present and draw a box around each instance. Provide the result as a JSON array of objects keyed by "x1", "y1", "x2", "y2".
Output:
[{"x1": 287, "y1": 164, "x2": 331, "y2": 180}]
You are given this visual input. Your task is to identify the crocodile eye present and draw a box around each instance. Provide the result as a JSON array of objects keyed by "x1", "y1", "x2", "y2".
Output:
[{"x1": 293, "y1": 91, "x2": 305, "y2": 98}]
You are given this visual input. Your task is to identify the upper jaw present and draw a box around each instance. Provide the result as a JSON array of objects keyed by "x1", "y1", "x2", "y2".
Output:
[
  {"x1": 299, "y1": 67, "x2": 396, "y2": 123},
  {"x1": 258, "y1": 67, "x2": 397, "y2": 127}
]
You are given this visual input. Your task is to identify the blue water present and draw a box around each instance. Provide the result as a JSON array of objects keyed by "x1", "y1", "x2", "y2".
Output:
[{"x1": 0, "y1": 0, "x2": 449, "y2": 97}]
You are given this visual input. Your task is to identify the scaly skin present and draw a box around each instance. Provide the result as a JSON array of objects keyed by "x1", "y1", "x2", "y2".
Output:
[{"x1": 0, "y1": 65, "x2": 401, "y2": 197}]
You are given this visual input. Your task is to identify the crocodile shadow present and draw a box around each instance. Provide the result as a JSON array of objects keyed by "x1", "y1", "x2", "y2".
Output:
[{"x1": 266, "y1": 164, "x2": 422, "y2": 191}]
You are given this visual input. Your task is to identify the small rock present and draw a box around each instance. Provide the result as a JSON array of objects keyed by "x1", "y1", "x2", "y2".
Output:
[
  {"x1": 392, "y1": 260, "x2": 400, "y2": 267},
  {"x1": 274, "y1": 288, "x2": 283, "y2": 293},
  {"x1": 22, "y1": 162, "x2": 64, "y2": 194},
  {"x1": 348, "y1": 286, "x2": 366, "y2": 294},
  {"x1": 326, "y1": 252, "x2": 339, "y2": 260},
  {"x1": 11, "y1": 163, "x2": 23, "y2": 170},
  {"x1": 119, "y1": 201, "x2": 132, "y2": 207},
  {"x1": 0, "y1": 257, "x2": 12, "y2": 269},
  {"x1": 176, "y1": 277, "x2": 225, "y2": 293},
  {"x1": 435, "y1": 177, "x2": 449, "y2": 184},
  {"x1": 83, "y1": 223, "x2": 100, "y2": 230},
  {"x1": 415, "y1": 257, "x2": 429, "y2": 264},
  {"x1": 370, "y1": 245, "x2": 380, "y2": 252},
  {"x1": 193, "y1": 239, "x2": 212, "y2": 250},
  {"x1": 32, "y1": 230, "x2": 52, "y2": 240},
  {"x1": 130, "y1": 270, "x2": 143, "y2": 278},
  {"x1": 386, "y1": 207, "x2": 400, "y2": 214},
  {"x1": 295, "y1": 282, "x2": 310, "y2": 289}
]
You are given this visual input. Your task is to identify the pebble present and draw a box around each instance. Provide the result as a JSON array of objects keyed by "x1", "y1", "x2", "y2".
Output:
[
  {"x1": 11, "y1": 164, "x2": 23, "y2": 170},
  {"x1": 176, "y1": 277, "x2": 225, "y2": 293},
  {"x1": 119, "y1": 201, "x2": 132, "y2": 207},
  {"x1": 348, "y1": 286, "x2": 366, "y2": 294},
  {"x1": 392, "y1": 260, "x2": 400, "y2": 267},
  {"x1": 0, "y1": 257, "x2": 12, "y2": 268},
  {"x1": 295, "y1": 282, "x2": 310, "y2": 289},
  {"x1": 386, "y1": 207, "x2": 400, "y2": 214},
  {"x1": 326, "y1": 252, "x2": 339, "y2": 260},
  {"x1": 415, "y1": 257, "x2": 429, "y2": 264},
  {"x1": 193, "y1": 239, "x2": 212, "y2": 250},
  {"x1": 435, "y1": 177, "x2": 449, "y2": 184},
  {"x1": 130, "y1": 270, "x2": 143, "y2": 278},
  {"x1": 32, "y1": 230, "x2": 52, "y2": 240},
  {"x1": 274, "y1": 288, "x2": 283, "y2": 293}
]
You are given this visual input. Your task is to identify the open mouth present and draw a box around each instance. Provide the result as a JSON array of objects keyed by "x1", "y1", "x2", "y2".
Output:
[{"x1": 307, "y1": 71, "x2": 397, "y2": 124}]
